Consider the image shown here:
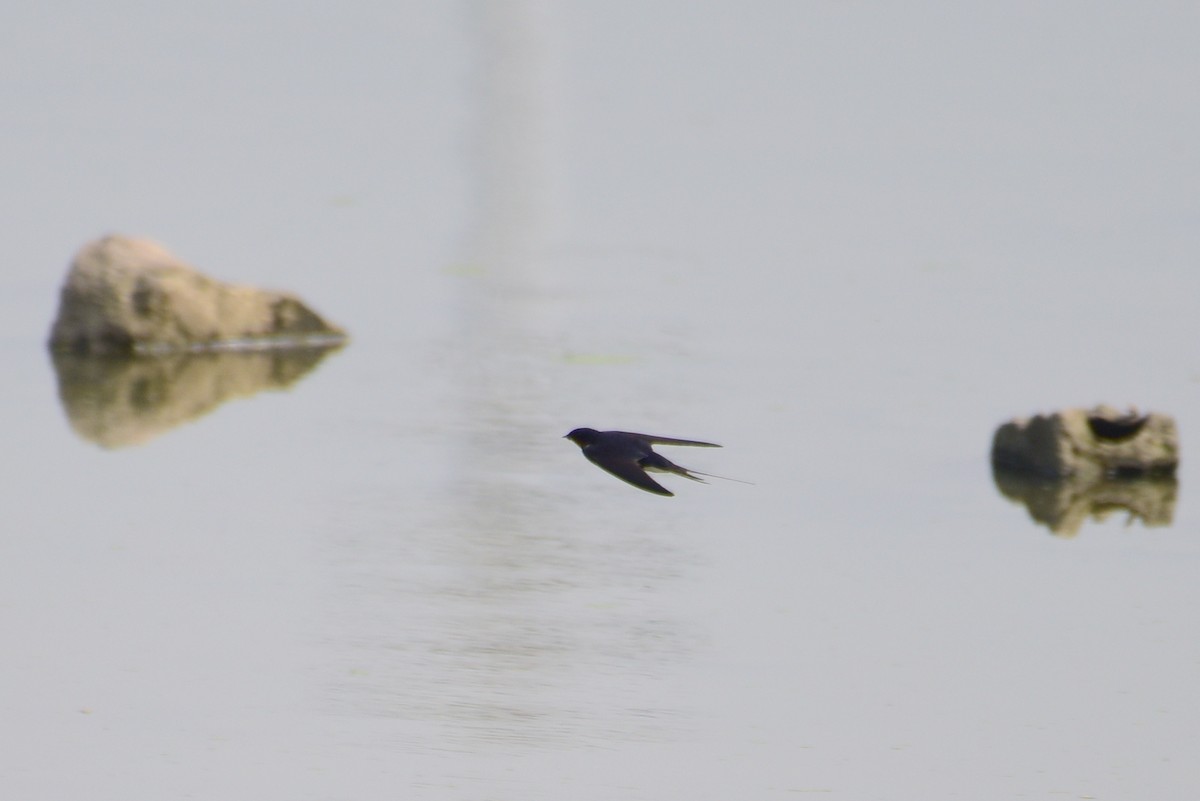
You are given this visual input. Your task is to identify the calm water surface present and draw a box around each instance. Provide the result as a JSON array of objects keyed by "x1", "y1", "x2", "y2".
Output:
[{"x1": 2, "y1": 2, "x2": 1198, "y2": 799}]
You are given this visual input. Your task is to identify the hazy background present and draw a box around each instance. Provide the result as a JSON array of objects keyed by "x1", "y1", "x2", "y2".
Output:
[{"x1": 2, "y1": 2, "x2": 1198, "y2": 799}]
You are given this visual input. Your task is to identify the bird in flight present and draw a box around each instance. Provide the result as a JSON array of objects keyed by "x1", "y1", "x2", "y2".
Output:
[{"x1": 564, "y1": 427, "x2": 747, "y2": 496}]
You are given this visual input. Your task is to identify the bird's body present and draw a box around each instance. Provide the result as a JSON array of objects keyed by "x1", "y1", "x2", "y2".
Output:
[{"x1": 564, "y1": 427, "x2": 735, "y2": 496}]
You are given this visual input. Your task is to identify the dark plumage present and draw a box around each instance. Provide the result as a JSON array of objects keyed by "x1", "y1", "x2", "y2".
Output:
[{"x1": 563, "y1": 427, "x2": 726, "y2": 496}]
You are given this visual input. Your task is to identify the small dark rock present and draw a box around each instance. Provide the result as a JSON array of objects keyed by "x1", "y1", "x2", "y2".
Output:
[{"x1": 992, "y1": 405, "x2": 1178, "y2": 479}]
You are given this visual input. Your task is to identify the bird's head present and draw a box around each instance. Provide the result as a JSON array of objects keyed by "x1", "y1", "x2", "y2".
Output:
[{"x1": 564, "y1": 427, "x2": 599, "y2": 447}]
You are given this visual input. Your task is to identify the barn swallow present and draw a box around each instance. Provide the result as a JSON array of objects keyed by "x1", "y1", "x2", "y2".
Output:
[{"x1": 564, "y1": 427, "x2": 747, "y2": 496}]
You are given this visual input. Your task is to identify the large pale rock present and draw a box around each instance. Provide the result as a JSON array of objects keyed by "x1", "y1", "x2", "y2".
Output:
[
  {"x1": 48, "y1": 235, "x2": 347, "y2": 354},
  {"x1": 991, "y1": 405, "x2": 1178, "y2": 479}
]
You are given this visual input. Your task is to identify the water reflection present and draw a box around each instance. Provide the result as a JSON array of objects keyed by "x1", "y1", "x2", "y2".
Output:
[
  {"x1": 326, "y1": 492, "x2": 697, "y2": 751},
  {"x1": 992, "y1": 465, "x2": 1178, "y2": 536},
  {"x1": 51, "y1": 345, "x2": 342, "y2": 448}
]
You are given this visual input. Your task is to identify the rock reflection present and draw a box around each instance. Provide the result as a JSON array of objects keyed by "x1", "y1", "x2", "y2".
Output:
[
  {"x1": 51, "y1": 345, "x2": 342, "y2": 448},
  {"x1": 992, "y1": 465, "x2": 1178, "y2": 536}
]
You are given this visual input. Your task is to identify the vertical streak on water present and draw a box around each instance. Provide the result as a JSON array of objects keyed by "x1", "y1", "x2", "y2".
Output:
[
  {"x1": 431, "y1": 1, "x2": 585, "y2": 749},
  {"x1": 408, "y1": 3, "x2": 693, "y2": 753},
  {"x1": 454, "y1": 0, "x2": 567, "y2": 468},
  {"x1": 452, "y1": 2, "x2": 566, "y2": 508}
]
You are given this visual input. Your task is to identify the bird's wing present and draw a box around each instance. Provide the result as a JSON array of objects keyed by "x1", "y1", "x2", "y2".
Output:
[
  {"x1": 617, "y1": 432, "x2": 722, "y2": 448},
  {"x1": 585, "y1": 451, "x2": 674, "y2": 496}
]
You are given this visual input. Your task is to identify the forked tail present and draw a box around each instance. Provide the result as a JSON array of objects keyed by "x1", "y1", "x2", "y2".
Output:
[{"x1": 681, "y1": 468, "x2": 754, "y2": 486}]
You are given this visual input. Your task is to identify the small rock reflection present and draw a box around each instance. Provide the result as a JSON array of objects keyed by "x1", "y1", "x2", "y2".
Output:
[
  {"x1": 992, "y1": 464, "x2": 1178, "y2": 536},
  {"x1": 50, "y1": 345, "x2": 342, "y2": 448}
]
